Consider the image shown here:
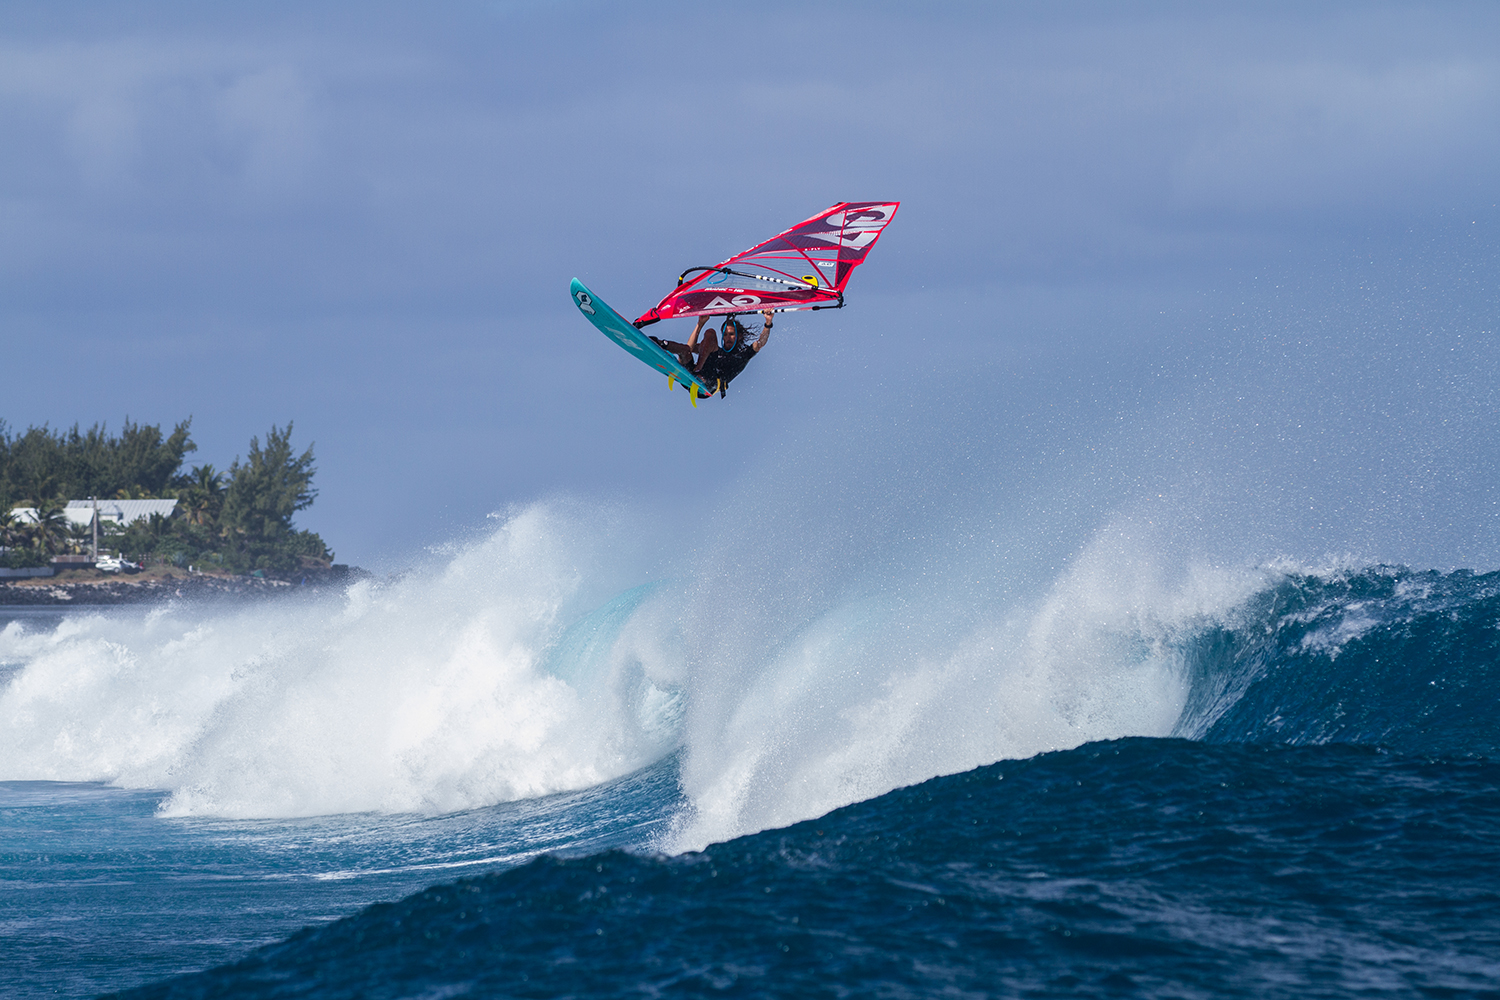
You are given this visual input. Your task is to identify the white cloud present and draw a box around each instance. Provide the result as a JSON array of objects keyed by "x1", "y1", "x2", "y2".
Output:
[
  {"x1": 216, "y1": 63, "x2": 319, "y2": 194},
  {"x1": 0, "y1": 39, "x2": 331, "y2": 196}
]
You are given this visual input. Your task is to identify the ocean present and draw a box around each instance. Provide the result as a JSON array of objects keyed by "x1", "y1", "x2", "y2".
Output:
[
  {"x1": 3, "y1": 508, "x2": 1497, "y2": 998},
  {"x1": 3, "y1": 0, "x2": 1499, "y2": 993}
]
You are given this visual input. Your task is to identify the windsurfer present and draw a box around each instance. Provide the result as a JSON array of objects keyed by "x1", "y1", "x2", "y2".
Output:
[{"x1": 652, "y1": 310, "x2": 772, "y2": 396}]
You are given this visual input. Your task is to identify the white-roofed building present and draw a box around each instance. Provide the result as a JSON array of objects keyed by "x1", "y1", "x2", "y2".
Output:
[
  {"x1": 8, "y1": 506, "x2": 95, "y2": 529},
  {"x1": 10, "y1": 499, "x2": 178, "y2": 527},
  {"x1": 67, "y1": 499, "x2": 178, "y2": 525}
]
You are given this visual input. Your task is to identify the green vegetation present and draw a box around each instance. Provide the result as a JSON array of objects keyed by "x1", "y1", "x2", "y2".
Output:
[
  {"x1": 0, "y1": 500, "x2": 72, "y2": 569},
  {"x1": 0, "y1": 418, "x2": 333, "y2": 575}
]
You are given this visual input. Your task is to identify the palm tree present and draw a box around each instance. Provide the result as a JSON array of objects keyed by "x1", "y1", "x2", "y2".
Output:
[
  {"x1": 0, "y1": 508, "x2": 20, "y2": 551},
  {"x1": 21, "y1": 499, "x2": 71, "y2": 557},
  {"x1": 65, "y1": 517, "x2": 94, "y2": 555},
  {"x1": 182, "y1": 464, "x2": 226, "y2": 527}
]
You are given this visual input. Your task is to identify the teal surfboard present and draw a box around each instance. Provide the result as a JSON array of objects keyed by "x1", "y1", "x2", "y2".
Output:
[{"x1": 571, "y1": 278, "x2": 715, "y2": 403}]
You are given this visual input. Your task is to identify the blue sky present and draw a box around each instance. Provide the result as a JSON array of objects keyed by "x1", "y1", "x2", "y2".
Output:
[{"x1": 2, "y1": 1, "x2": 1496, "y2": 567}]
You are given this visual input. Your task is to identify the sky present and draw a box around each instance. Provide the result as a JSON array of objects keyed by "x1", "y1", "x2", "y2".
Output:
[{"x1": 1, "y1": 1, "x2": 1497, "y2": 567}]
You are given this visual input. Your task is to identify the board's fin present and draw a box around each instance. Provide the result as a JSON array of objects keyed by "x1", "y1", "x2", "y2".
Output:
[{"x1": 570, "y1": 278, "x2": 713, "y2": 407}]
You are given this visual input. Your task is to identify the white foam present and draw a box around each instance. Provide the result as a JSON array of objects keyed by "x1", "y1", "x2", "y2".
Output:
[
  {"x1": 0, "y1": 503, "x2": 679, "y2": 818},
  {"x1": 664, "y1": 513, "x2": 1270, "y2": 851},
  {"x1": 0, "y1": 499, "x2": 1272, "y2": 844}
]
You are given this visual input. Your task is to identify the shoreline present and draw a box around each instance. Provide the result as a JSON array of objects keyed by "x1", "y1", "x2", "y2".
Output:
[{"x1": 0, "y1": 568, "x2": 367, "y2": 606}]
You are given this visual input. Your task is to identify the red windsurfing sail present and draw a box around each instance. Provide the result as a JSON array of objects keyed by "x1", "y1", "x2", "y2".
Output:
[{"x1": 633, "y1": 202, "x2": 899, "y2": 327}]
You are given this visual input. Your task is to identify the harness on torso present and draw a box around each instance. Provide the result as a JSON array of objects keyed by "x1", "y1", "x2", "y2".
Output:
[{"x1": 701, "y1": 316, "x2": 760, "y2": 396}]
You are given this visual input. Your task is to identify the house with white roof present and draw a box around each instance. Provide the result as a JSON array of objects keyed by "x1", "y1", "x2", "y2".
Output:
[
  {"x1": 9, "y1": 498, "x2": 178, "y2": 527},
  {"x1": 67, "y1": 499, "x2": 179, "y2": 525},
  {"x1": 3, "y1": 499, "x2": 177, "y2": 576}
]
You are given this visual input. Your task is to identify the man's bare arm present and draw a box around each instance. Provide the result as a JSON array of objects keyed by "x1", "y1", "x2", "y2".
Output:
[
  {"x1": 687, "y1": 315, "x2": 710, "y2": 352},
  {"x1": 750, "y1": 310, "x2": 774, "y2": 353},
  {"x1": 754, "y1": 309, "x2": 773, "y2": 351}
]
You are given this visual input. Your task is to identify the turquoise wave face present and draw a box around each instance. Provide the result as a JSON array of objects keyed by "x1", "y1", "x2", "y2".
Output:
[{"x1": 540, "y1": 582, "x2": 665, "y2": 685}]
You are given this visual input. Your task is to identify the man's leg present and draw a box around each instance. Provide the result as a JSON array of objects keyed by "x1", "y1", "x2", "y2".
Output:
[{"x1": 651, "y1": 338, "x2": 696, "y2": 371}]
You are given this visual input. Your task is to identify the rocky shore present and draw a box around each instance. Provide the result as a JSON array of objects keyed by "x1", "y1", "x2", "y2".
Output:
[{"x1": 0, "y1": 568, "x2": 368, "y2": 606}]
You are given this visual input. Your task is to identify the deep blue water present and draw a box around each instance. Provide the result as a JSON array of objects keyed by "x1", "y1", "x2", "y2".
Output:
[
  {"x1": 3, "y1": 563, "x2": 1498, "y2": 999},
  {"x1": 111, "y1": 741, "x2": 1500, "y2": 1000},
  {"x1": 0, "y1": 759, "x2": 680, "y2": 997}
]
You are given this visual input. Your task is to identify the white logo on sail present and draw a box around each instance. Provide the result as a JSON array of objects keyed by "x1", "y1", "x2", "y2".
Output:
[
  {"x1": 803, "y1": 204, "x2": 897, "y2": 249},
  {"x1": 706, "y1": 294, "x2": 762, "y2": 309}
]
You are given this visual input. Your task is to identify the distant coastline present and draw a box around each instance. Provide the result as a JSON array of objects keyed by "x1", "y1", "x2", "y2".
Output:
[
  {"x1": 3, "y1": 418, "x2": 335, "y2": 580},
  {"x1": 0, "y1": 565, "x2": 368, "y2": 606}
]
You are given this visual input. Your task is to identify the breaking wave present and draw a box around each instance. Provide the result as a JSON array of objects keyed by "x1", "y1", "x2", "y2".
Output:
[{"x1": 4, "y1": 488, "x2": 1496, "y2": 851}]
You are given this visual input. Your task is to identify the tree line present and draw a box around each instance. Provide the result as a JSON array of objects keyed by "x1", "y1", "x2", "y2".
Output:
[{"x1": 0, "y1": 418, "x2": 334, "y2": 575}]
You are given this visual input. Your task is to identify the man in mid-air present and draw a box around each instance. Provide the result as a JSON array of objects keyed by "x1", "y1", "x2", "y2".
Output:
[{"x1": 651, "y1": 309, "x2": 772, "y2": 397}]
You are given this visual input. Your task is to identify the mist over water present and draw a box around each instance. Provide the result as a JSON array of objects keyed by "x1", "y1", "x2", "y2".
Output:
[
  {"x1": 3, "y1": 260, "x2": 1496, "y2": 854},
  {"x1": 656, "y1": 252, "x2": 1498, "y2": 845},
  {"x1": 0, "y1": 503, "x2": 682, "y2": 819}
]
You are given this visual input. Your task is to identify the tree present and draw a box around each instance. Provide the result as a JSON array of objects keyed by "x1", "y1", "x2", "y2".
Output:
[
  {"x1": 5, "y1": 428, "x2": 65, "y2": 508},
  {"x1": 181, "y1": 464, "x2": 226, "y2": 526},
  {"x1": 104, "y1": 418, "x2": 195, "y2": 497},
  {"x1": 0, "y1": 505, "x2": 49, "y2": 569},
  {"x1": 19, "y1": 500, "x2": 71, "y2": 559},
  {"x1": 224, "y1": 424, "x2": 316, "y2": 540},
  {"x1": 221, "y1": 423, "x2": 332, "y2": 572},
  {"x1": 65, "y1": 516, "x2": 94, "y2": 555},
  {"x1": 0, "y1": 417, "x2": 195, "y2": 505},
  {"x1": 2, "y1": 416, "x2": 334, "y2": 577}
]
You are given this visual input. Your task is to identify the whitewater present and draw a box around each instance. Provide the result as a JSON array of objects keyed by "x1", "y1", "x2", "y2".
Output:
[
  {"x1": 0, "y1": 495, "x2": 1227, "y2": 843},
  {"x1": 3, "y1": 277, "x2": 1499, "y2": 998}
]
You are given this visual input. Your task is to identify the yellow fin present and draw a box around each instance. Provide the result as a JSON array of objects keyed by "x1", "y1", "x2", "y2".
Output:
[
  {"x1": 690, "y1": 382, "x2": 698, "y2": 408},
  {"x1": 668, "y1": 373, "x2": 675, "y2": 392}
]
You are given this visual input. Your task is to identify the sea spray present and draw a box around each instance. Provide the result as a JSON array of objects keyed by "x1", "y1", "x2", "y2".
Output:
[
  {"x1": 0, "y1": 493, "x2": 1252, "y2": 841},
  {"x1": 10, "y1": 554, "x2": 1500, "y2": 999},
  {"x1": 663, "y1": 512, "x2": 1271, "y2": 850},
  {"x1": 4, "y1": 499, "x2": 1497, "y2": 853},
  {"x1": 0, "y1": 503, "x2": 681, "y2": 817}
]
